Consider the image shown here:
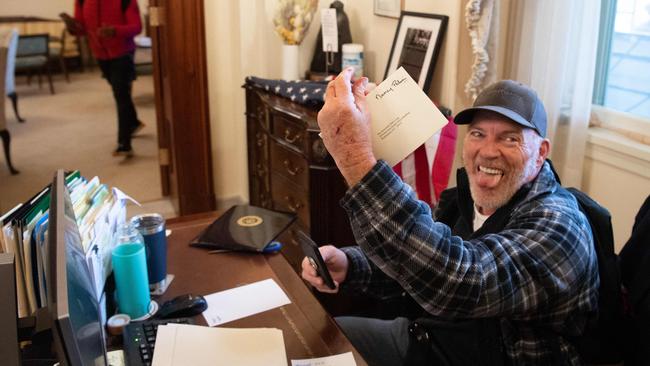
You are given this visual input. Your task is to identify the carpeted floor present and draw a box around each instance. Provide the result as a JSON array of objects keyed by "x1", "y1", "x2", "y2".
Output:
[{"x1": 0, "y1": 70, "x2": 175, "y2": 217}]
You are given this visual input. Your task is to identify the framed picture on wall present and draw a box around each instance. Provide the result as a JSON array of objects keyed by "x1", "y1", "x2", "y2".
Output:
[
  {"x1": 374, "y1": 0, "x2": 404, "y2": 18},
  {"x1": 384, "y1": 12, "x2": 449, "y2": 92}
]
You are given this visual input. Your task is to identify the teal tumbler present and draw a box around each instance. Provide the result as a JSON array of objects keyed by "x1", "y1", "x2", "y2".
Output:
[{"x1": 112, "y1": 242, "x2": 151, "y2": 319}]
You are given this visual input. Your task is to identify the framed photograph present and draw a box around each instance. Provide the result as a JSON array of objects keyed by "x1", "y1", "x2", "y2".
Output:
[
  {"x1": 374, "y1": 0, "x2": 404, "y2": 19},
  {"x1": 384, "y1": 12, "x2": 449, "y2": 92}
]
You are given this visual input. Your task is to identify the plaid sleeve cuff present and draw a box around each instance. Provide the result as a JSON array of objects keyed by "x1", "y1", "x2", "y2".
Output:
[
  {"x1": 340, "y1": 160, "x2": 423, "y2": 243},
  {"x1": 339, "y1": 246, "x2": 372, "y2": 292},
  {"x1": 340, "y1": 160, "x2": 404, "y2": 216}
]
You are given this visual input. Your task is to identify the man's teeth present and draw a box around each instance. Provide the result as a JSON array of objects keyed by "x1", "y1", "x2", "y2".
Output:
[{"x1": 479, "y1": 166, "x2": 503, "y2": 175}]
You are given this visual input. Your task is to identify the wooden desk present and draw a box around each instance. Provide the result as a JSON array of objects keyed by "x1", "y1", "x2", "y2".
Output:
[{"x1": 157, "y1": 213, "x2": 366, "y2": 365}]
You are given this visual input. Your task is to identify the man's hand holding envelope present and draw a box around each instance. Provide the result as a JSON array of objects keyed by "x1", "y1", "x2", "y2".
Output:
[
  {"x1": 317, "y1": 67, "x2": 449, "y2": 187},
  {"x1": 317, "y1": 68, "x2": 377, "y2": 187}
]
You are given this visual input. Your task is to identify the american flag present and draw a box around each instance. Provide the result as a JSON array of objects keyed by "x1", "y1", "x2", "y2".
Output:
[
  {"x1": 393, "y1": 109, "x2": 457, "y2": 208},
  {"x1": 245, "y1": 76, "x2": 327, "y2": 108}
]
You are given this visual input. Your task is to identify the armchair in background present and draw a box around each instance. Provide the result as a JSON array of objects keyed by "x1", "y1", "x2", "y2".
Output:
[
  {"x1": 49, "y1": 27, "x2": 82, "y2": 82},
  {"x1": 15, "y1": 33, "x2": 55, "y2": 94}
]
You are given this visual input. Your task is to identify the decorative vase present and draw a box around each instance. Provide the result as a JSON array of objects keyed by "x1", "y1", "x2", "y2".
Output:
[{"x1": 281, "y1": 44, "x2": 300, "y2": 80}]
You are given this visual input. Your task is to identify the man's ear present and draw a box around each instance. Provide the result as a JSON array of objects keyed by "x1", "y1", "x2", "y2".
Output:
[{"x1": 538, "y1": 138, "x2": 550, "y2": 166}]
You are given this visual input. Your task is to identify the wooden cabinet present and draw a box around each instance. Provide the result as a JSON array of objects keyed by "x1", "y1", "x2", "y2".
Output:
[{"x1": 244, "y1": 86, "x2": 355, "y2": 272}]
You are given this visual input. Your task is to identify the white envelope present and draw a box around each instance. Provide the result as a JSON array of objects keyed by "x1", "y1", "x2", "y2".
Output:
[{"x1": 366, "y1": 67, "x2": 449, "y2": 166}]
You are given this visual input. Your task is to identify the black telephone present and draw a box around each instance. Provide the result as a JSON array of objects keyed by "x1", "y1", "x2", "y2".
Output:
[{"x1": 297, "y1": 231, "x2": 336, "y2": 290}]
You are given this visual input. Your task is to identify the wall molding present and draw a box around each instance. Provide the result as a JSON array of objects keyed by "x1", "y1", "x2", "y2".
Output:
[{"x1": 586, "y1": 127, "x2": 650, "y2": 179}]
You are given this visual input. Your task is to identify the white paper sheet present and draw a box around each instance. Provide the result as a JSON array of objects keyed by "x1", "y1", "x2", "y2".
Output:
[
  {"x1": 366, "y1": 67, "x2": 449, "y2": 167},
  {"x1": 152, "y1": 324, "x2": 287, "y2": 366},
  {"x1": 202, "y1": 278, "x2": 291, "y2": 327},
  {"x1": 291, "y1": 352, "x2": 357, "y2": 366}
]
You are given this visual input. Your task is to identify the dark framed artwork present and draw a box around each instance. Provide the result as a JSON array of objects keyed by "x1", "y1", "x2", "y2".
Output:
[{"x1": 384, "y1": 12, "x2": 449, "y2": 91}]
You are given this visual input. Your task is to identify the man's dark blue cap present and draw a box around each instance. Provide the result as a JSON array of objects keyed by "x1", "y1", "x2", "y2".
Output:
[{"x1": 454, "y1": 80, "x2": 547, "y2": 138}]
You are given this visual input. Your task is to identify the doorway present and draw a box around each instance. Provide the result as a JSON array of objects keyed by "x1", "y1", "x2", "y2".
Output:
[
  {"x1": 148, "y1": 0, "x2": 216, "y2": 215},
  {"x1": 0, "y1": 0, "x2": 215, "y2": 217}
]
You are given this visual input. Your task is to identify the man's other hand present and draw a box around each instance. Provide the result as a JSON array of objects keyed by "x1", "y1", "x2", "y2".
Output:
[
  {"x1": 98, "y1": 25, "x2": 117, "y2": 38},
  {"x1": 317, "y1": 68, "x2": 377, "y2": 186},
  {"x1": 301, "y1": 245, "x2": 349, "y2": 293}
]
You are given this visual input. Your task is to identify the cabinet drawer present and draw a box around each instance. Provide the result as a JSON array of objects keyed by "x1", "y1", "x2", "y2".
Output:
[
  {"x1": 272, "y1": 115, "x2": 306, "y2": 153},
  {"x1": 270, "y1": 141, "x2": 308, "y2": 188},
  {"x1": 271, "y1": 172, "x2": 310, "y2": 226}
]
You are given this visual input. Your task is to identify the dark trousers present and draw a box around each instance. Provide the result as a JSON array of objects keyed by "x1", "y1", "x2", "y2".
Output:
[
  {"x1": 336, "y1": 316, "x2": 506, "y2": 366},
  {"x1": 98, "y1": 53, "x2": 138, "y2": 150}
]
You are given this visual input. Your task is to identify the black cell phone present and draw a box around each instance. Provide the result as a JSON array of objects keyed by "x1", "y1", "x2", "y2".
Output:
[{"x1": 297, "y1": 231, "x2": 336, "y2": 289}]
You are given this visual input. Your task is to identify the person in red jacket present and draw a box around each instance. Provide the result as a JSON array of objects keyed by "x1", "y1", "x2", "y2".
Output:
[{"x1": 61, "y1": 0, "x2": 144, "y2": 157}]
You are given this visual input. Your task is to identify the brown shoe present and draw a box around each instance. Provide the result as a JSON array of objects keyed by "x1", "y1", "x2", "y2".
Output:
[
  {"x1": 112, "y1": 147, "x2": 134, "y2": 157},
  {"x1": 131, "y1": 121, "x2": 146, "y2": 137}
]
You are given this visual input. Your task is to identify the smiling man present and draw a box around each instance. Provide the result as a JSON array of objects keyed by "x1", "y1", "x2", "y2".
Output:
[{"x1": 302, "y1": 73, "x2": 598, "y2": 365}]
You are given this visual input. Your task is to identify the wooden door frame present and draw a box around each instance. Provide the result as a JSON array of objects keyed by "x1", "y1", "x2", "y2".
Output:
[{"x1": 149, "y1": 0, "x2": 216, "y2": 215}]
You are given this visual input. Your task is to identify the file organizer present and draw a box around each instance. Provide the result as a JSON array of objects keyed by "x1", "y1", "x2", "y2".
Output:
[{"x1": 0, "y1": 171, "x2": 135, "y2": 321}]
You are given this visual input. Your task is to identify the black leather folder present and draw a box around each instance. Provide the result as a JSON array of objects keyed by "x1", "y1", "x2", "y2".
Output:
[{"x1": 189, "y1": 205, "x2": 296, "y2": 252}]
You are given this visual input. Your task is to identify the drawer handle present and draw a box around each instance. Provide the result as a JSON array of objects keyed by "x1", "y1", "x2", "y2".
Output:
[
  {"x1": 283, "y1": 159, "x2": 302, "y2": 176},
  {"x1": 284, "y1": 128, "x2": 301, "y2": 144},
  {"x1": 284, "y1": 196, "x2": 304, "y2": 212}
]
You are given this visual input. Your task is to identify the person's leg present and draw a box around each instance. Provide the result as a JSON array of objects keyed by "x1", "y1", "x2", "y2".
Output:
[
  {"x1": 405, "y1": 318, "x2": 505, "y2": 366},
  {"x1": 337, "y1": 316, "x2": 505, "y2": 366},
  {"x1": 106, "y1": 53, "x2": 138, "y2": 154},
  {"x1": 335, "y1": 317, "x2": 412, "y2": 366},
  {"x1": 98, "y1": 58, "x2": 125, "y2": 152}
]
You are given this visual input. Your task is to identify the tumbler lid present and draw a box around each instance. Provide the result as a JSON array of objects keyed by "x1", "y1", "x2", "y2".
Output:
[
  {"x1": 130, "y1": 213, "x2": 165, "y2": 235},
  {"x1": 342, "y1": 43, "x2": 363, "y2": 53}
]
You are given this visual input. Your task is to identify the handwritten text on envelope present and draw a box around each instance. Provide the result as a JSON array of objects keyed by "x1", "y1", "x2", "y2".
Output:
[{"x1": 366, "y1": 67, "x2": 449, "y2": 167}]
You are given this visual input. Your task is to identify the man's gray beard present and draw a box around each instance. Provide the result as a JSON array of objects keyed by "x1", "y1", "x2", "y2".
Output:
[
  {"x1": 470, "y1": 179, "x2": 520, "y2": 212},
  {"x1": 468, "y1": 153, "x2": 541, "y2": 212}
]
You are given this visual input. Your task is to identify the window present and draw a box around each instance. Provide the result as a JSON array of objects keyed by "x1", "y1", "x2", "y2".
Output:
[{"x1": 593, "y1": 0, "x2": 650, "y2": 124}]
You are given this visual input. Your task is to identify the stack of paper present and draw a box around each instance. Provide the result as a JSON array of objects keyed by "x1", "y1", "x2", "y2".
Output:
[
  {"x1": 152, "y1": 324, "x2": 287, "y2": 366},
  {"x1": 67, "y1": 176, "x2": 138, "y2": 303}
]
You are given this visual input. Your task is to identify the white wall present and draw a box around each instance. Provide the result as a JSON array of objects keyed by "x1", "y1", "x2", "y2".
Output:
[
  {"x1": 582, "y1": 130, "x2": 650, "y2": 252},
  {"x1": 0, "y1": 0, "x2": 73, "y2": 19},
  {"x1": 203, "y1": 0, "x2": 464, "y2": 206}
]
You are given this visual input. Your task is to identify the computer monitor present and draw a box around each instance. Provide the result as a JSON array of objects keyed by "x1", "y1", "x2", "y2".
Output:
[{"x1": 47, "y1": 170, "x2": 107, "y2": 366}]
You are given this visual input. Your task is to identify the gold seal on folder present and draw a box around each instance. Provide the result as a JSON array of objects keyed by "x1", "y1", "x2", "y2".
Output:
[{"x1": 236, "y1": 215, "x2": 263, "y2": 227}]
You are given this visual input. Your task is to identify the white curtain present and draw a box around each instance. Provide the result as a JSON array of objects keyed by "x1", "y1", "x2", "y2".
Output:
[
  {"x1": 464, "y1": 0, "x2": 500, "y2": 99},
  {"x1": 503, "y1": 0, "x2": 601, "y2": 188},
  {"x1": 464, "y1": 0, "x2": 601, "y2": 188}
]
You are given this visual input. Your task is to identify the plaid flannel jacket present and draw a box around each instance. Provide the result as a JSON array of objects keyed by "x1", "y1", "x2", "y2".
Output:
[{"x1": 340, "y1": 160, "x2": 599, "y2": 365}]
